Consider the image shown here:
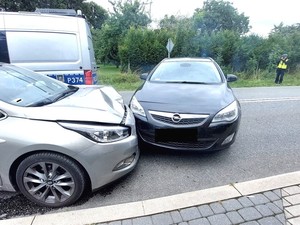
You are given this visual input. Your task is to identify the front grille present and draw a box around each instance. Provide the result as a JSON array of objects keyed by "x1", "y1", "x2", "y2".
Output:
[
  {"x1": 149, "y1": 110, "x2": 209, "y2": 126},
  {"x1": 141, "y1": 133, "x2": 217, "y2": 150},
  {"x1": 151, "y1": 114, "x2": 205, "y2": 125}
]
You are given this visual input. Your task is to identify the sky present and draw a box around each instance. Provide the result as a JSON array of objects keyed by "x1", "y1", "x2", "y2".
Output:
[{"x1": 92, "y1": 0, "x2": 299, "y2": 37}]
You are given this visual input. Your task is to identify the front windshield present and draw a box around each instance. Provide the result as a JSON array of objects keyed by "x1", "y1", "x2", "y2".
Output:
[
  {"x1": 149, "y1": 61, "x2": 222, "y2": 84},
  {"x1": 0, "y1": 64, "x2": 72, "y2": 107}
]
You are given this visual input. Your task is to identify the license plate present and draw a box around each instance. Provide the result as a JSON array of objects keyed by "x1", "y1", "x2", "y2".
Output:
[{"x1": 155, "y1": 128, "x2": 197, "y2": 142}]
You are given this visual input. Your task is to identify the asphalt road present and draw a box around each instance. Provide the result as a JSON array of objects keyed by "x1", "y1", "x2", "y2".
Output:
[{"x1": 1, "y1": 86, "x2": 300, "y2": 219}]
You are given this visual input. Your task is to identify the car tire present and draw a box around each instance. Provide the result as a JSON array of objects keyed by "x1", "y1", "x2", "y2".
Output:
[{"x1": 16, "y1": 152, "x2": 86, "y2": 208}]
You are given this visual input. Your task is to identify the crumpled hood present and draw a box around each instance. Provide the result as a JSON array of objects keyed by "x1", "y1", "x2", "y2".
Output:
[
  {"x1": 135, "y1": 82, "x2": 236, "y2": 114},
  {"x1": 10, "y1": 86, "x2": 126, "y2": 123}
]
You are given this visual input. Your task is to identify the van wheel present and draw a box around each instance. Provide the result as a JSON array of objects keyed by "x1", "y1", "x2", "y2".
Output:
[{"x1": 16, "y1": 153, "x2": 86, "y2": 208}]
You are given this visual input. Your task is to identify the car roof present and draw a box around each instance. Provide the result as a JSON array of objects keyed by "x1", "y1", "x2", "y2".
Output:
[{"x1": 161, "y1": 57, "x2": 214, "y2": 63}]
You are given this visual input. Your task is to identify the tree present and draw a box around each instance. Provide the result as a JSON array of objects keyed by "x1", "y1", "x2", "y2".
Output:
[
  {"x1": 0, "y1": 0, "x2": 85, "y2": 12},
  {"x1": 233, "y1": 35, "x2": 267, "y2": 75},
  {"x1": 108, "y1": 0, "x2": 151, "y2": 31},
  {"x1": 172, "y1": 18, "x2": 199, "y2": 57},
  {"x1": 192, "y1": 0, "x2": 250, "y2": 35},
  {"x1": 0, "y1": 0, "x2": 37, "y2": 11},
  {"x1": 94, "y1": 23, "x2": 121, "y2": 65},
  {"x1": 96, "y1": 0, "x2": 151, "y2": 65},
  {"x1": 119, "y1": 27, "x2": 170, "y2": 72},
  {"x1": 268, "y1": 23, "x2": 300, "y2": 72},
  {"x1": 159, "y1": 15, "x2": 180, "y2": 30},
  {"x1": 81, "y1": 1, "x2": 108, "y2": 29},
  {"x1": 0, "y1": 0, "x2": 108, "y2": 29}
]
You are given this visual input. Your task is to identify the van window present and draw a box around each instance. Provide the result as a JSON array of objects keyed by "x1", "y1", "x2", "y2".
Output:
[
  {"x1": 6, "y1": 32, "x2": 79, "y2": 63},
  {"x1": 0, "y1": 31, "x2": 10, "y2": 63}
]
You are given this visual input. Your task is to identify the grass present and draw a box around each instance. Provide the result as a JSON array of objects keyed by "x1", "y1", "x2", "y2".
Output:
[
  {"x1": 230, "y1": 72, "x2": 300, "y2": 88},
  {"x1": 98, "y1": 64, "x2": 300, "y2": 91},
  {"x1": 98, "y1": 64, "x2": 142, "y2": 90}
]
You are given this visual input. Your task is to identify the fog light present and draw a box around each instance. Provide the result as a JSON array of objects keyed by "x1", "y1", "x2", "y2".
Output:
[
  {"x1": 113, "y1": 154, "x2": 136, "y2": 171},
  {"x1": 222, "y1": 133, "x2": 235, "y2": 145}
]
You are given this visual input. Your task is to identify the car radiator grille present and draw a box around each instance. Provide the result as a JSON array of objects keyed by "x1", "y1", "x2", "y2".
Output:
[
  {"x1": 149, "y1": 110, "x2": 209, "y2": 126},
  {"x1": 151, "y1": 114, "x2": 206, "y2": 125}
]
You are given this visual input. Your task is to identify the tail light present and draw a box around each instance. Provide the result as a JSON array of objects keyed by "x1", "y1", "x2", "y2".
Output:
[{"x1": 84, "y1": 70, "x2": 93, "y2": 85}]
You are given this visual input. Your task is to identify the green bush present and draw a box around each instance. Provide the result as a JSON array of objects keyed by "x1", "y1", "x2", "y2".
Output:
[
  {"x1": 99, "y1": 64, "x2": 300, "y2": 91},
  {"x1": 98, "y1": 64, "x2": 143, "y2": 90}
]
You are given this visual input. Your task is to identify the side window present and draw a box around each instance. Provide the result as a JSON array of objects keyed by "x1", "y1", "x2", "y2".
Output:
[
  {"x1": 0, "y1": 31, "x2": 10, "y2": 63},
  {"x1": 6, "y1": 31, "x2": 79, "y2": 63}
]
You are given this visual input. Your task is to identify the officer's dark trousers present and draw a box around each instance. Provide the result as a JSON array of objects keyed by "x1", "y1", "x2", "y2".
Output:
[{"x1": 275, "y1": 68, "x2": 286, "y2": 84}]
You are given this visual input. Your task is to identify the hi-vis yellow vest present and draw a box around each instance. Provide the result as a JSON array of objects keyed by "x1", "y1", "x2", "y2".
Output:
[{"x1": 278, "y1": 59, "x2": 288, "y2": 69}]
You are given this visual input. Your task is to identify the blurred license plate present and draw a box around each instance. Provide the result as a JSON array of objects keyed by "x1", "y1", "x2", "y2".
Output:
[{"x1": 155, "y1": 128, "x2": 197, "y2": 142}]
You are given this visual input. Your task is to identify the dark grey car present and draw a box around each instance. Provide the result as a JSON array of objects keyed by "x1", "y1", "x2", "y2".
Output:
[
  {"x1": 130, "y1": 57, "x2": 241, "y2": 151},
  {"x1": 0, "y1": 63, "x2": 139, "y2": 207}
]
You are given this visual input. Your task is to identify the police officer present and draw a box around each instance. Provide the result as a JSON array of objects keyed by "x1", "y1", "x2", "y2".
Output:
[{"x1": 275, "y1": 54, "x2": 288, "y2": 84}]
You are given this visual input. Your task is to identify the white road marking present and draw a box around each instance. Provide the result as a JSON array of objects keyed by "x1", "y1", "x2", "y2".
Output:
[{"x1": 239, "y1": 97, "x2": 300, "y2": 103}]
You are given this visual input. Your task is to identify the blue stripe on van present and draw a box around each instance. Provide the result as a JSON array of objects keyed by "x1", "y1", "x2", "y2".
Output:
[
  {"x1": 92, "y1": 72, "x2": 98, "y2": 84},
  {"x1": 48, "y1": 73, "x2": 98, "y2": 85}
]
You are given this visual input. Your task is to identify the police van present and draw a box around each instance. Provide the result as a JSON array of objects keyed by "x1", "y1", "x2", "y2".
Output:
[{"x1": 0, "y1": 8, "x2": 98, "y2": 85}]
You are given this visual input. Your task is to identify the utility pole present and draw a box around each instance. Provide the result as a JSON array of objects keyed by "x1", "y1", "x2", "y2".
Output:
[
  {"x1": 166, "y1": 38, "x2": 174, "y2": 58},
  {"x1": 144, "y1": 0, "x2": 152, "y2": 20}
]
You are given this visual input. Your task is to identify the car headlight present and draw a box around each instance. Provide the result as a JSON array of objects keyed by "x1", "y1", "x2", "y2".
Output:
[
  {"x1": 212, "y1": 101, "x2": 239, "y2": 123},
  {"x1": 130, "y1": 96, "x2": 146, "y2": 117},
  {"x1": 59, "y1": 122, "x2": 130, "y2": 143}
]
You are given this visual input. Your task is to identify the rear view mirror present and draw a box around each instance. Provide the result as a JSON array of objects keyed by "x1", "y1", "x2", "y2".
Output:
[
  {"x1": 140, "y1": 73, "x2": 149, "y2": 80},
  {"x1": 227, "y1": 74, "x2": 238, "y2": 82}
]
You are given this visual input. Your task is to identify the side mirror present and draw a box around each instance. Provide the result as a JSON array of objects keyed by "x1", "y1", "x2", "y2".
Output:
[
  {"x1": 227, "y1": 74, "x2": 238, "y2": 82},
  {"x1": 140, "y1": 73, "x2": 149, "y2": 80},
  {"x1": 0, "y1": 110, "x2": 7, "y2": 119}
]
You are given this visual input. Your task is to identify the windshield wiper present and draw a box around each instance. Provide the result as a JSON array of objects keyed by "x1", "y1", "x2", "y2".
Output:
[
  {"x1": 165, "y1": 81, "x2": 209, "y2": 84},
  {"x1": 26, "y1": 86, "x2": 78, "y2": 107},
  {"x1": 52, "y1": 85, "x2": 79, "y2": 102},
  {"x1": 27, "y1": 99, "x2": 53, "y2": 107}
]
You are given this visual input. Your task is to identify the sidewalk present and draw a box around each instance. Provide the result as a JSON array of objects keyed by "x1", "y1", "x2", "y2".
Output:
[{"x1": 1, "y1": 171, "x2": 300, "y2": 225}]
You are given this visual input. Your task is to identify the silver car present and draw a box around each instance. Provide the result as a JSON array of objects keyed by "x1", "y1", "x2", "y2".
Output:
[{"x1": 0, "y1": 63, "x2": 139, "y2": 207}]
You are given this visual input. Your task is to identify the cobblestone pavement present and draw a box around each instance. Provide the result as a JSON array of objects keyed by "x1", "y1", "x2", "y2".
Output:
[
  {"x1": 96, "y1": 185, "x2": 300, "y2": 225},
  {"x1": 0, "y1": 173, "x2": 299, "y2": 225}
]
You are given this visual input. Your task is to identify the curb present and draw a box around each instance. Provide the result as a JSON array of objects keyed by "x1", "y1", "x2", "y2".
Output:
[{"x1": 1, "y1": 171, "x2": 300, "y2": 225}]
